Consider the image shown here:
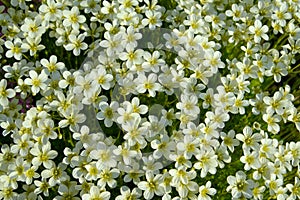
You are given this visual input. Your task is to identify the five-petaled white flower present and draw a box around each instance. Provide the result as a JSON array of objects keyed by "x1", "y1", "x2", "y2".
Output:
[
  {"x1": 24, "y1": 70, "x2": 48, "y2": 96},
  {"x1": 226, "y1": 171, "x2": 254, "y2": 199},
  {"x1": 249, "y1": 20, "x2": 269, "y2": 43},
  {"x1": 138, "y1": 171, "x2": 164, "y2": 199},
  {"x1": 0, "y1": 79, "x2": 16, "y2": 107}
]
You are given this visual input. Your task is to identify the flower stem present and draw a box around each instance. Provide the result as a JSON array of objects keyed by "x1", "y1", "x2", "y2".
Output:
[
  {"x1": 22, "y1": 53, "x2": 33, "y2": 62},
  {"x1": 290, "y1": 63, "x2": 300, "y2": 72},
  {"x1": 273, "y1": 34, "x2": 288, "y2": 49}
]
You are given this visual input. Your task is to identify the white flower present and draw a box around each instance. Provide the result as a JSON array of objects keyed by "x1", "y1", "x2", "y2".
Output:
[
  {"x1": 138, "y1": 171, "x2": 164, "y2": 199},
  {"x1": 117, "y1": 103, "x2": 140, "y2": 125},
  {"x1": 113, "y1": 143, "x2": 137, "y2": 165},
  {"x1": 249, "y1": 20, "x2": 269, "y2": 43},
  {"x1": 151, "y1": 134, "x2": 175, "y2": 159},
  {"x1": 288, "y1": 107, "x2": 300, "y2": 132},
  {"x1": 135, "y1": 73, "x2": 161, "y2": 97},
  {"x1": 121, "y1": 25, "x2": 142, "y2": 49},
  {"x1": 116, "y1": 186, "x2": 142, "y2": 200},
  {"x1": 10, "y1": 0, "x2": 28, "y2": 9},
  {"x1": 142, "y1": 10, "x2": 162, "y2": 30},
  {"x1": 59, "y1": 71, "x2": 76, "y2": 89},
  {"x1": 262, "y1": 111, "x2": 281, "y2": 134},
  {"x1": 0, "y1": 79, "x2": 16, "y2": 107},
  {"x1": 119, "y1": 0, "x2": 139, "y2": 10},
  {"x1": 250, "y1": 93, "x2": 266, "y2": 115},
  {"x1": 130, "y1": 97, "x2": 148, "y2": 115},
  {"x1": 260, "y1": 138, "x2": 278, "y2": 160},
  {"x1": 83, "y1": 161, "x2": 99, "y2": 181},
  {"x1": 286, "y1": 177, "x2": 300, "y2": 200},
  {"x1": 8, "y1": 157, "x2": 28, "y2": 182},
  {"x1": 183, "y1": 14, "x2": 204, "y2": 34},
  {"x1": 265, "y1": 62, "x2": 288, "y2": 83},
  {"x1": 199, "y1": 88, "x2": 215, "y2": 109},
  {"x1": 161, "y1": 108, "x2": 175, "y2": 126},
  {"x1": 11, "y1": 134, "x2": 33, "y2": 157},
  {"x1": 63, "y1": 6, "x2": 86, "y2": 30},
  {"x1": 142, "y1": 50, "x2": 165, "y2": 73},
  {"x1": 73, "y1": 73, "x2": 97, "y2": 97},
  {"x1": 89, "y1": 142, "x2": 117, "y2": 169},
  {"x1": 225, "y1": 4, "x2": 246, "y2": 21},
  {"x1": 143, "y1": 115, "x2": 167, "y2": 139},
  {"x1": 97, "y1": 168, "x2": 120, "y2": 188},
  {"x1": 265, "y1": 174, "x2": 283, "y2": 195},
  {"x1": 220, "y1": 130, "x2": 240, "y2": 153},
  {"x1": 0, "y1": 38, "x2": 3, "y2": 60},
  {"x1": 41, "y1": 163, "x2": 67, "y2": 186},
  {"x1": 274, "y1": 144, "x2": 292, "y2": 171},
  {"x1": 163, "y1": 32, "x2": 181, "y2": 51},
  {"x1": 240, "y1": 149, "x2": 261, "y2": 170},
  {"x1": 0, "y1": 185, "x2": 17, "y2": 200},
  {"x1": 271, "y1": 2, "x2": 291, "y2": 27},
  {"x1": 80, "y1": 0, "x2": 101, "y2": 13},
  {"x1": 194, "y1": 149, "x2": 218, "y2": 178},
  {"x1": 169, "y1": 167, "x2": 192, "y2": 186},
  {"x1": 198, "y1": 181, "x2": 217, "y2": 200},
  {"x1": 200, "y1": 122, "x2": 219, "y2": 138},
  {"x1": 92, "y1": 66, "x2": 114, "y2": 90},
  {"x1": 119, "y1": 46, "x2": 144, "y2": 67},
  {"x1": 39, "y1": 0, "x2": 62, "y2": 22},
  {"x1": 173, "y1": 170, "x2": 198, "y2": 198},
  {"x1": 65, "y1": 34, "x2": 88, "y2": 56},
  {"x1": 82, "y1": 186, "x2": 110, "y2": 200},
  {"x1": 180, "y1": 77, "x2": 205, "y2": 97},
  {"x1": 214, "y1": 86, "x2": 235, "y2": 108},
  {"x1": 288, "y1": 142, "x2": 300, "y2": 167},
  {"x1": 226, "y1": 171, "x2": 254, "y2": 199},
  {"x1": 191, "y1": 65, "x2": 213, "y2": 85},
  {"x1": 203, "y1": 50, "x2": 225, "y2": 73},
  {"x1": 141, "y1": 155, "x2": 163, "y2": 173},
  {"x1": 30, "y1": 142, "x2": 58, "y2": 169},
  {"x1": 252, "y1": 183, "x2": 265, "y2": 200},
  {"x1": 236, "y1": 126, "x2": 262, "y2": 151},
  {"x1": 55, "y1": 182, "x2": 80, "y2": 200},
  {"x1": 24, "y1": 165, "x2": 40, "y2": 185},
  {"x1": 24, "y1": 70, "x2": 48, "y2": 96},
  {"x1": 40, "y1": 55, "x2": 65, "y2": 73},
  {"x1": 20, "y1": 16, "x2": 45, "y2": 38},
  {"x1": 205, "y1": 108, "x2": 229, "y2": 129},
  {"x1": 58, "y1": 106, "x2": 86, "y2": 132},
  {"x1": 21, "y1": 37, "x2": 45, "y2": 56},
  {"x1": 99, "y1": 32, "x2": 124, "y2": 55},
  {"x1": 231, "y1": 93, "x2": 249, "y2": 115},
  {"x1": 176, "y1": 134, "x2": 199, "y2": 159},
  {"x1": 169, "y1": 151, "x2": 192, "y2": 169},
  {"x1": 4, "y1": 38, "x2": 24, "y2": 60},
  {"x1": 176, "y1": 94, "x2": 200, "y2": 116},
  {"x1": 97, "y1": 101, "x2": 119, "y2": 127}
]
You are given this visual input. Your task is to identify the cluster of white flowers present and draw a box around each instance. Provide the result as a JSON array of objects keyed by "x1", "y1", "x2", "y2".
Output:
[{"x1": 0, "y1": 0, "x2": 300, "y2": 199}]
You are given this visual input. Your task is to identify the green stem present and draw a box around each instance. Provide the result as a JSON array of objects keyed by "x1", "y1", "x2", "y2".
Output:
[
  {"x1": 68, "y1": 130, "x2": 75, "y2": 147},
  {"x1": 289, "y1": 70, "x2": 300, "y2": 74},
  {"x1": 22, "y1": 53, "x2": 33, "y2": 62},
  {"x1": 264, "y1": 78, "x2": 276, "y2": 90},
  {"x1": 290, "y1": 63, "x2": 300, "y2": 72},
  {"x1": 273, "y1": 34, "x2": 288, "y2": 49}
]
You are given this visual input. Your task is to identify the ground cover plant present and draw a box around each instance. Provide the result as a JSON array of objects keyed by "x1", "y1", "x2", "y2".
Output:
[{"x1": 0, "y1": 0, "x2": 300, "y2": 199}]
